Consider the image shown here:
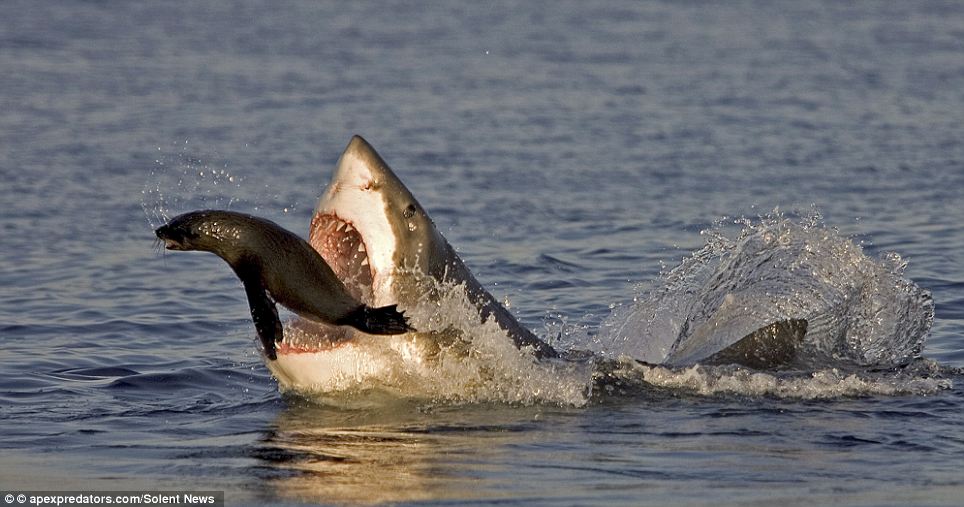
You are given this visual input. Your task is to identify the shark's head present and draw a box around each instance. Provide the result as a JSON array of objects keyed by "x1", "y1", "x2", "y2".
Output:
[
  {"x1": 266, "y1": 137, "x2": 454, "y2": 389},
  {"x1": 309, "y1": 135, "x2": 452, "y2": 308},
  {"x1": 271, "y1": 136, "x2": 551, "y2": 390}
]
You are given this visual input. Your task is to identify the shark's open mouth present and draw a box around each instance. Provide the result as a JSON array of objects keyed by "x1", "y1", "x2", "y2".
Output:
[
  {"x1": 269, "y1": 135, "x2": 560, "y2": 368},
  {"x1": 275, "y1": 214, "x2": 377, "y2": 356},
  {"x1": 309, "y1": 213, "x2": 375, "y2": 305}
]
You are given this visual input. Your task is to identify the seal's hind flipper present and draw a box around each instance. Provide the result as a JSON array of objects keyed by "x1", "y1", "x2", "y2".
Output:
[
  {"x1": 705, "y1": 318, "x2": 808, "y2": 369},
  {"x1": 240, "y1": 276, "x2": 282, "y2": 360},
  {"x1": 337, "y1": 304, "x2": 413, "y2": 335}
]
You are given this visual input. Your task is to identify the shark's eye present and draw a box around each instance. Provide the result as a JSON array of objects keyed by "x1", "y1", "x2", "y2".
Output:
[{"x1": 403, "y1": 204, "x2": 416, "y2": 219}]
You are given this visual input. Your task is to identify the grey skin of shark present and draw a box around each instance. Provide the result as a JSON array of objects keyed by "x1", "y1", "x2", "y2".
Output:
[
  {"x1": 308, "y1": 136, "x2": 808, "y2": 368},
  {"x1": 155, "y1": 210, "x2": 412, "y2": 360}
]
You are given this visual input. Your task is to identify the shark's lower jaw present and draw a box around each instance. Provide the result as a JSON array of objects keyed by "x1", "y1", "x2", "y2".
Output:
[{"x1": 277, "y1": 319, "x2": 355, "y2": 355}]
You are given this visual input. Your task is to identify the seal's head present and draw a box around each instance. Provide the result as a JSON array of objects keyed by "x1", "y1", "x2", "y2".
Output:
[{"x1": 155, "y1": 210, "x2": 247, "y2": 257}]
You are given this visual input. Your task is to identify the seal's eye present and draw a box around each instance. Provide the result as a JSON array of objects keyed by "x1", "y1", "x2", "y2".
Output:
[{"x1": 403, "y1": 204, "x2": 416, "y2": 219}]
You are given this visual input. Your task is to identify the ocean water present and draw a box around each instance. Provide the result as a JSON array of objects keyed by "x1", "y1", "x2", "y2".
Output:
[{"x1": 2, "y1": 1, "x2": 964, "y2": 505}]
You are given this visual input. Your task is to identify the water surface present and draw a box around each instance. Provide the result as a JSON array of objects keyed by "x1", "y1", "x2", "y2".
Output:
[{"x1": 1, "y1": 1, "x2": 963, "y2": 505}]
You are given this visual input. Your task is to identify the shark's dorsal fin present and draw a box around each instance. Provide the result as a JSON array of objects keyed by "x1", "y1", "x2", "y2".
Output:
[{"x1": 704, "y1": 318, "x2": 808, "y2": 369}]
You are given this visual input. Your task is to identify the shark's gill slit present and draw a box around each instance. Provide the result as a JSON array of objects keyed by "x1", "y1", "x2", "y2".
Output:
[{"x1": 310, "y1": 213, "x2": 374, "y2": 305}]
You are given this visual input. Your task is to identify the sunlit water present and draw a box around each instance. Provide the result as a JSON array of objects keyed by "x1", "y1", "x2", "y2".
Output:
[{"x1": 2, "y1": 1, "x2": 963, "y2": 506}]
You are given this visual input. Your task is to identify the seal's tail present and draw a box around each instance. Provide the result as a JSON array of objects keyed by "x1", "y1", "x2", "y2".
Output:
[{"x1": 338, "y1": 304, "x2": 414, "y2": 335}]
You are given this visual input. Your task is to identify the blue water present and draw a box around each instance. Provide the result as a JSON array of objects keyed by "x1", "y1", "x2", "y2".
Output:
[{"x1": 2, "y1": 1, "x2": 964, "y2": 505}]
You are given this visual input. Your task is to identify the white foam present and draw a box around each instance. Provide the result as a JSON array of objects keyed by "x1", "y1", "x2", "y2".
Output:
[
  {"x1": 607, "y1": 357, "x2": 952, "y2": 399},
  {"x1": 273, "y1": 277, "x2": 594, "y2": 407}
]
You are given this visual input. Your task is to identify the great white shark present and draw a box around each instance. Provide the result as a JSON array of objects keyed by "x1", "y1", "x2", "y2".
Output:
[
  {"x1": 266, "y1": 136, "x2": 557, "y2": 389},
  {"x1": 265, "y1": 136, "x2": 807, "y2": 390}
]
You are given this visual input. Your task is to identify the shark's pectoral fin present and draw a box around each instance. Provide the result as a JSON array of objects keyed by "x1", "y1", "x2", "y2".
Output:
[
  {"x1": 704, "y1": 318, "x2": 808, "y2": 369},
  {"x1": 240, "y1": 276, "x2": 282, "y2": 361}
]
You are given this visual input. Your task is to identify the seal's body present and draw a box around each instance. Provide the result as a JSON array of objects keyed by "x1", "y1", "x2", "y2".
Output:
[{"x1": 155, "y1": 210, "x2": 410, "y2": 360}]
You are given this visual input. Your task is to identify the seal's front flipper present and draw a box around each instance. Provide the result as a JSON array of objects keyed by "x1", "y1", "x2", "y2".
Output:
[
  {"x1": 337, "y1": 304, "x2": 413, "y2": 335},
  {"x1": 241, "y1": 277, "x2": 283, "y2": 361},
  {"x1": 705, "y1": 318, "x2": 808, "y2": 369}
]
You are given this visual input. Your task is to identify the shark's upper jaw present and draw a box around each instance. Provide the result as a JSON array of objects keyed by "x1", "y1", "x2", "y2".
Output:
[
  {"x1": 273, "y1": 141, "x2": 409, "y2": 358},
  {"x1": 309, "y1": 137, "x2": 408, "y2": 307},
  {"x1": 309, "y1": 212, "x2": 382, "y2": 307},
  {"x1": 310, "y1": 198, "x2": 399, "y2": 307}
]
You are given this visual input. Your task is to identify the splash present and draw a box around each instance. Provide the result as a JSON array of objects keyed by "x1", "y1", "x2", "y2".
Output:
[
  {"x1": 139, "y1": 143, "x2": 296, "y2": 230},
  {"x1": 596, "y1": 211, "x2": 935, "y2": 369},
  {"x1": 140, "y1": 145, "x2": 246, "y2": 230}
]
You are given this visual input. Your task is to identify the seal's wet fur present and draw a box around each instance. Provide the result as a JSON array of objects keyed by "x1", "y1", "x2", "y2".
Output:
[{"x1": 155, "y1": 210, "x2": 411, "y2": 359}]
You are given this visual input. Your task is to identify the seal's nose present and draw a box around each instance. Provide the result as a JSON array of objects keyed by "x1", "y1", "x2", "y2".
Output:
[{"x1": 154, "y1": 224, "x2": 182, "y2": 250}]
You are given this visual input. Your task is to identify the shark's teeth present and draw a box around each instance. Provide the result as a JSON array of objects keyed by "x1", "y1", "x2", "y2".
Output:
[{"x1": 311, "y1": 212, "x2": 375, "y2": 306}]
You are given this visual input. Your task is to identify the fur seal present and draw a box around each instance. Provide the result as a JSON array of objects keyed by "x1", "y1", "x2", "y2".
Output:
[{"x1": 155, "y1": 210, "x2": 412, "y2": 360}]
